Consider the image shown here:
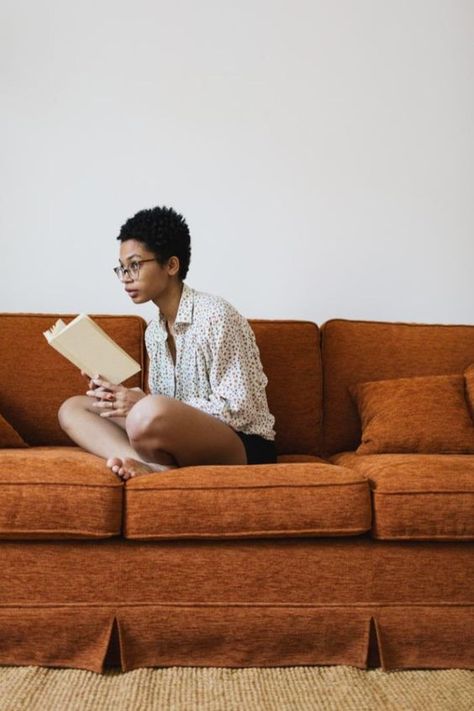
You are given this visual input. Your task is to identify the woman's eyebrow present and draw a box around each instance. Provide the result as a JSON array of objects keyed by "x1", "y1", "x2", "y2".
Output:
[{"x1": 119, "y1": 253, "x2": 142, "y2": 265}]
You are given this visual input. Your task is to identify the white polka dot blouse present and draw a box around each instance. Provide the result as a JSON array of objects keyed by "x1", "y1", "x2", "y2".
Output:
[{"x1": 145, "y1": 282, "x2": 276, "y2": 441}]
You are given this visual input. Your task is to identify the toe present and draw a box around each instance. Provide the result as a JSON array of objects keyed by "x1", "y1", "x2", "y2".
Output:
[{"x1": 107, "y1": 457, "x2": 122, "y2": 469}]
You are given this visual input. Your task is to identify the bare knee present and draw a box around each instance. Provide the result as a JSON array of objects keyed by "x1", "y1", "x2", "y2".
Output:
[
  {"x1": 125, "y1": 396, "x2": 179, "y2": 464},
  {"x1": 58, "y1": 395, "x2": 91, "y2": 431},
  {"x1": 125, "y1": 395, "x2": 170, "y2": 443}
]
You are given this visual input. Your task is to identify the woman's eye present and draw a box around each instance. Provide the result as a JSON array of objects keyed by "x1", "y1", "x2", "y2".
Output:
[{"x1": 129, "y1": 262, "x2": 140, "y2": 271}]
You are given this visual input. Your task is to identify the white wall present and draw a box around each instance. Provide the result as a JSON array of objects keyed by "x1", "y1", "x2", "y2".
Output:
[{"x1": 1, "y1": 0, "x2": 473, "y2": 325}]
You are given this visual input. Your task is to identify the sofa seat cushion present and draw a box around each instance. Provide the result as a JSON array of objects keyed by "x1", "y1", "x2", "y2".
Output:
[
  {"x1": 0, "y1": 447, "x2": 122, "y2": 539},
  {"x1": 331, "y1": 452, "x2": 474, "y2": 541},
  {"x1": 124, "y1": 462, "x2": 371, "y2": 540},
  {"x1": 277, "y1": 455, "x2": 328, "y2": 463}
]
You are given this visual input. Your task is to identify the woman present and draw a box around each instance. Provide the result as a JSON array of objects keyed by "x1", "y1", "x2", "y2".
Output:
[{"x1": 58, "y1": 205, "x2": 277, "y2": 481}]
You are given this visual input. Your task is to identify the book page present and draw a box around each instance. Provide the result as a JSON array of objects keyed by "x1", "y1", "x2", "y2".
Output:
[
  {"x1": 43, "y1": 314, "x2": 141, "y2": 383},
  {"x1": 43, "y1": 319, "x2": 66, "y2": 342}
]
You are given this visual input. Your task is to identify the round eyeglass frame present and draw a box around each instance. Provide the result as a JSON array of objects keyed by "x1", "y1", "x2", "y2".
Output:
[{"x1": 113, "y1": 258, "x2": 158, "y2": 281}]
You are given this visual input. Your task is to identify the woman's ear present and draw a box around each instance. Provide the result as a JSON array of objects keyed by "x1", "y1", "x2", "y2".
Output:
[{"x1": 167, "y1": 256, "x2": 180, "y2": 277}]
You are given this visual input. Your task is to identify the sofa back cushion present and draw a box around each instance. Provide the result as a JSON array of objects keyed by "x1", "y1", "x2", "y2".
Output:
[
  {"x1": 0, "y1": 412, "x2": 29, "y2": 448},
  {"x1": 466, "y1": 364, "x2": 474, "y2": 418},
  {"x1": 247, "y1": 320, "x2": 322, "y2": 456},
  {"x1": 321, "y1": 319, "x2": 474, "y2": 456},
  {"x1": 1, "y1": 315, "x2": 322, "y2": 455},
  {"x1": 0, "y1": 314, "x2": 146, "y2": 446},
  {"x1": 143, "y1": 319, "x2": 323, "y2": 457}
]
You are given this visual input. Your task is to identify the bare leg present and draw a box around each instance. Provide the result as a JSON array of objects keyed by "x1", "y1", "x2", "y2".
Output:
[{"x1": 58, "y1": 395, "x2": 178, "y2": 480}]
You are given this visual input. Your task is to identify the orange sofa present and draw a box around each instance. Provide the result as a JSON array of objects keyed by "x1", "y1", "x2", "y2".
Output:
[{"x1": 0, "y1": 314, "x2": 473, "y2": 673}]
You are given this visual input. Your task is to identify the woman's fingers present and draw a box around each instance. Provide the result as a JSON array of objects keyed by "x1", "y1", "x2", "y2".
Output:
[
  {"x1": 87, "y1": 387, "x2": 114, "y2": 399},
  {"x1": 91, "y1": 376, "x2": 119, "y2": 392},
  {"x1": 100, "y1": 408, "x2": 126, "y2": 418},
  {"x1": 91, "y1": 398, "x2": 112, "y2": 408}
]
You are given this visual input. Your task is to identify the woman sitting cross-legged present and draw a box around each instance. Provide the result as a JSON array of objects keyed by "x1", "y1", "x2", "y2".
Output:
[{"x1": 58, "y1": 205, "x2": 277, "y2": 481}]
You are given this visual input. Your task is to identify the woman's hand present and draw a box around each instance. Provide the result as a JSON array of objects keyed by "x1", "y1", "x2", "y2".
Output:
[{"x1": 81, "y1": 372, "x2": 146, "y2": 418}]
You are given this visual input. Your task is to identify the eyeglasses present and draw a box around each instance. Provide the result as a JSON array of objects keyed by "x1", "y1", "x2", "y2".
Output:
[{"x1": 113, "y1": 258, "x2": 158, "y2": 281}]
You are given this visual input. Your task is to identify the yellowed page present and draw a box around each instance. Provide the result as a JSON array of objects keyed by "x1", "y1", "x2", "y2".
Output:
[
  {"x1": 43, "y1": 319, "x2": 67, "y2": 342},
  {"x1": 43, "y1": 314, "x2": 141, "y2": 383}
]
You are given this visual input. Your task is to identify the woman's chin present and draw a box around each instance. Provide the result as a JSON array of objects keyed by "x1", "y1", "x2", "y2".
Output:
[{"x1": 127, "y1": 291, "x2": 147, "y2": 303}]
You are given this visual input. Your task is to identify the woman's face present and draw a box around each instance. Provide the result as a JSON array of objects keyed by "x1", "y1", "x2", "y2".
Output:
[{"x1": 117, "y1": 239, "x2": 177, "y2": 304}]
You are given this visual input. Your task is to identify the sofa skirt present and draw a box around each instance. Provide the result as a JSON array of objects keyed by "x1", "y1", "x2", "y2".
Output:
[{"x1": 0, "y1": 537, "x2": 473, "y2": 673}]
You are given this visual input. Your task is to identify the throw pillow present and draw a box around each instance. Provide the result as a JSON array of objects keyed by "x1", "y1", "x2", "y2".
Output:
[
  {"x1": 0, "y1": 412, "x2": 28, "y2": 448},
  {"x1": 350, "y1": 373, "x2": 474, "y2": 454}
]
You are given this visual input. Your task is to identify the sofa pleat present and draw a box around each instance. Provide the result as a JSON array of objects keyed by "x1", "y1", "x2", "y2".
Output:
[
  {"x1": 0, "y1": 537, "x2": 472, "y2": 671},
  {"x1": 0, "y1": 607, "x2": 116, "y2": 673},
  {"x1": 374, "y1": 606, "x2": 474, "y2": 671},
  {"x1": 115, "y1": 605, "x2": 371, "y2": 671}
]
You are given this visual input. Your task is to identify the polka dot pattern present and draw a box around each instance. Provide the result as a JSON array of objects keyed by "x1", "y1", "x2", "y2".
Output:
[{"x1": 145, "y1": 282, "x2": 276, "y2": 440}]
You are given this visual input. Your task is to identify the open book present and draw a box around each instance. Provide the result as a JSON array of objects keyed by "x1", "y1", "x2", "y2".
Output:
[{"x1": 43, "y1": 314, "x2": 142, "y2": 384}]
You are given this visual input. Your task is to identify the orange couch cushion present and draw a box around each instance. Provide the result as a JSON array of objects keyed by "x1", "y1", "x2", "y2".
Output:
[
  {"x1": 332, "y1": 452, "x2": 474, "y2": 541},
  {"x1": 123, "y1": 462, "x2": 371, "y2": 540},
  {"x1": 0, "y1": 447, "x2": 122, "y2": 539},
  {"x1": 0, "y1": 412, "x2": 28, "y2": 448},
  {"x1": 466, "y1": 364, "x2": 474, "y2": 418},
  {"x1": 245, "y1": 321, "x2": 323, "y2": 457},
  {"x1": 277, "y1": 455, "x2": 328, "y2": 463},
  {"x1": 321, "y1": 319, "x2": 474, "y2": 456},
  {"x1": 350, "y1": 374, "x2": 474, "y2": 454},
  {"x1": 0, "y1": 315, "x2": 322, "y2": 456},
  {"x1": 143, "y1": 320, "x2": 323, "y2": 458},
  {"x1": 0, "y1": 314, "x2": 146, "y2": 446}
]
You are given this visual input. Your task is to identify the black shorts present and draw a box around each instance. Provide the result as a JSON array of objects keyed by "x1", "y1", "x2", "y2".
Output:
[{"x1": 234, "y1": 431, "x2": 277, "y2": 465}]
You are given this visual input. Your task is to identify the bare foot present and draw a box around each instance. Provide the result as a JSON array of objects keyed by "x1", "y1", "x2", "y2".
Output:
[{"x1": 106, "y1": 456, "x2": 177, "y2": 481}]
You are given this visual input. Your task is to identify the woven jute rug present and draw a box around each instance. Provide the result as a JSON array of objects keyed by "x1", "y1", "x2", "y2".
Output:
[{"x1": 0, "y1": 666, "x2": 473, "y2": 711}]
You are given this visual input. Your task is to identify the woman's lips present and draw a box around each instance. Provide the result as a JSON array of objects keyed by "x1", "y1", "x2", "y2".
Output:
[{"x1": 126, "y1": 290, "x2": 139, "y2": 298}]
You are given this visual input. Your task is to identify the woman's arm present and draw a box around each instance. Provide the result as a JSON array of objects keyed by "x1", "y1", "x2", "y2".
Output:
[{"x1": 185, "y1": 307, "x2": 269, "y2": 431}]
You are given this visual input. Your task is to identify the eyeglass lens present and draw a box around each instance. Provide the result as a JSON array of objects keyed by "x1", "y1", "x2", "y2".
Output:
[{"x1": 114, "y1": 264, "x2": 140, "y2": 279}]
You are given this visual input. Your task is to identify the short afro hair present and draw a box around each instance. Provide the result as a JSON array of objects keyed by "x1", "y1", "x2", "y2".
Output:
[{"x1": 117, "y1": 205, "x2": 191, "y2": 280}]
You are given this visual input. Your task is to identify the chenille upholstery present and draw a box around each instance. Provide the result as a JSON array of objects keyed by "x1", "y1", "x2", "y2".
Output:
[
  {"x1": 0, "y1": 313, "x2": 473, "y2": 673},
  {"x1": 331, "y1": 452, "x2": 474, "y2": 540},
  {"x1": 321, "y1": 319, "x2": 474, "y2": 456},
  {"x1": 0, "y1": 412, "x2": 28, "y2": 448},
  {"x1": 349, "y1": 373, "x2": 474, "y2": 454},
  {"x1": 0, "y1": 314, "x2": 145, "y2": 446},
  {"x1": 123, "y1": 463, "x2": 371, "y2": 540}
]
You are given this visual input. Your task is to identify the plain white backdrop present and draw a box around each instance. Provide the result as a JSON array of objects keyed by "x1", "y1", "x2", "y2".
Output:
[{"x1": 1, "y1": 0, "x2": 473, "y2": 324}]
